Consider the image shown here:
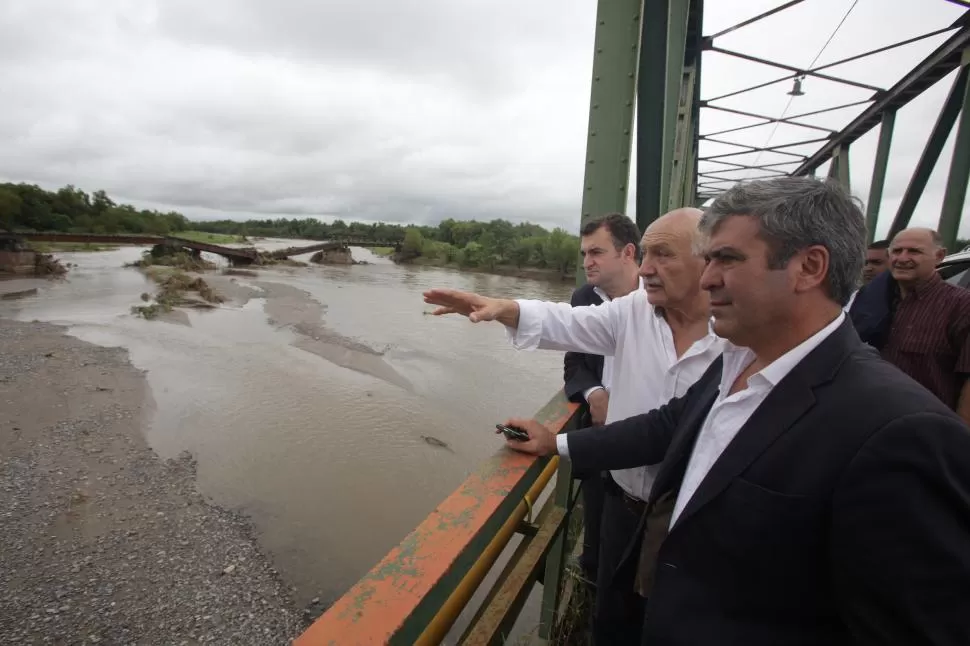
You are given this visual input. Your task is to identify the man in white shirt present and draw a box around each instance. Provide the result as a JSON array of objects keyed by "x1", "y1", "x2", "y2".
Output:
[
  {"x1": 423, "y1": 208, "x2": 724, "y2": 644},
  {"x1": 562, "y1": 212, "x2": 642, "y2": 590},
  {"x1": 494, "y1": 177, "x2": 970, "y2": 645}
]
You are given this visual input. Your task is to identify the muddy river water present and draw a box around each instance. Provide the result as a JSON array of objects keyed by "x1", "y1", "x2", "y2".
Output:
[{"x1": 0, "y1": 240, "x2": 575, "y2": 620}]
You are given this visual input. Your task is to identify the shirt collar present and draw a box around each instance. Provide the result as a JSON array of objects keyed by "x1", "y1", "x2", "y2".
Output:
[
  {"x1": 721, "y1": 311, "x2": 846, "y2": 389},
  {"x1": 907, "y1": 272, "x2": 943, "y2": 299},
  {"x1": 594, "y1": 276, "x2": 643, "y2": 303},
  {"x1": 757, "y1": 311, "x2": 846, "y2": 387}
]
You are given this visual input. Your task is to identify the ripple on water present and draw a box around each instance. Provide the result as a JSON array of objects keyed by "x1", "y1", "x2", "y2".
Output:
[{"x1": 1, "y1": 247, "x2": 575, "y2": 618}]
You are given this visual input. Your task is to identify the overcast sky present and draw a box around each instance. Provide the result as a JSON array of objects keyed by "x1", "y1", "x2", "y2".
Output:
[{"x1": 0, "y1": 0, "x2": 967, "y2": 238}]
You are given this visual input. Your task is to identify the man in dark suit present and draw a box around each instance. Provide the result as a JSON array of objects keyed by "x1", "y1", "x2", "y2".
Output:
[
  {"x1": 563, "y1": 212, "x2": 642, "y2": 585},
  {"x1": 501, "y1": 177, "x2": 970, "y2": 645}
]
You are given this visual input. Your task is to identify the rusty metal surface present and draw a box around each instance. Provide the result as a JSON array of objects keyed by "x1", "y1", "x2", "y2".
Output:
[
  {"x1": 293, "y1": 393, "x2": 578, "y2": 646},
  {"x1": 461, "y1": 502, "x2": 568, "y2": 646}
]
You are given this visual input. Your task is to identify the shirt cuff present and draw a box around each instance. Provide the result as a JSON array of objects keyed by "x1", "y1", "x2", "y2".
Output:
[
  {"x1": 556, "y1": 433, "x2": 570, "y2": 458},
  {"x1": 583, "y1": 386, "x2": 605, "y2": 401},
  {"x1": 505, "y1": 300, "x2": 543, "y2": 349}
]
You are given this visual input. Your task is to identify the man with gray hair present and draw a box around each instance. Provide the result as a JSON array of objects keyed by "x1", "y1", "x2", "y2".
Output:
[
  {"x1": 499, "y1": 177, "x2": 970, "y2": 645},
  {"x1": 423, "y1": 208, "x2": 723, "y2": 644}
]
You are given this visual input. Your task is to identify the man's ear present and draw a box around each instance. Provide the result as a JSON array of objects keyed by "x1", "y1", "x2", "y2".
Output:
[{"x1": 794, "y1": 245, "x2": 830, "y2": 293}]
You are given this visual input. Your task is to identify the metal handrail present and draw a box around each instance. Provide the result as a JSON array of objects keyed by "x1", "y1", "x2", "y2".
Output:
[{"x1": 294, "y1": 392, "x2": 582, "y2": 645}]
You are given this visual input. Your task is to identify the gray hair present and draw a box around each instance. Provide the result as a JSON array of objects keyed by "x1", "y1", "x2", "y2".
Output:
[{"x1": 700, "y1": 177, "x2": 866, "y2": 306}]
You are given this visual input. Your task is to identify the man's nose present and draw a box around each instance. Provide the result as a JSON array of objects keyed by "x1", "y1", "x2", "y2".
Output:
[
  {"x1": 699, "y1": 263, "x2": 719, "y2": 290},
  {"x1": 638, "y1": 259, "x2": 655, "y2": 276}
]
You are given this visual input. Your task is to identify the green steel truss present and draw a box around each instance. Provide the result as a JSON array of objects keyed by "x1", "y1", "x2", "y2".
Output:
[{"x1": 577, "y1": 0, "x2": 970, "y2": 251}]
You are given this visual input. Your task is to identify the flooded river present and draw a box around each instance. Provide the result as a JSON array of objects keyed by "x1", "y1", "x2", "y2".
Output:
[{"x1": 0, "y1": 240, "x2": 575, "y2": 620}]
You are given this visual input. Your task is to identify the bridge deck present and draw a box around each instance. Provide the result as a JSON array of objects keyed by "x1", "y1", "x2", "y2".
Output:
[{"x1": 7, "y1": 232, "x2": 258, "y2": 261}]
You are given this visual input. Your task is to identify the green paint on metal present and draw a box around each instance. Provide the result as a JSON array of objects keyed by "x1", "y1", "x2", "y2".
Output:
[
  {"x1": 865, "y1": 110, "x2": 896, "y2": 244},
  {"x1": 575, "y1": 0, "x2": 642, "y2": 287},
  {"x1": 889, "y1": 66, "x2": 968, "y2": 238},
  {"x1": 538, "y1": 448, "x2": 576, "y2": 638},
  {"x1": 827, "y1": 145, "x2": 850, "y2": 192},
  {"x1": 387, "y1": 394, "x2": 582, "y2": 645},
  {"x1": 669, "y1": 64, "x2": 699, "y2": 210},
  {"x1": 637, "y1": 0, "x2": 698, "y2": 229},
  {"x1": 637, "y1": 0, "x2": 671, "y2": 231},
  {"x1": 661, "y1": 0, "x2": 691, "y2": 213},
  {"x1": 939, "y1": 49, "x2": 970, "y2": 252}
]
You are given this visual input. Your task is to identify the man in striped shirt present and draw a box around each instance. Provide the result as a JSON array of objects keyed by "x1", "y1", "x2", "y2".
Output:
[{"x1": 882, "y1": 228, "x2": 970, "y2": 424}]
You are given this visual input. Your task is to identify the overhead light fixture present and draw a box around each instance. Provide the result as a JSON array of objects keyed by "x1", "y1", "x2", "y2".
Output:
[{"x1": 787, "y1": 75, "x2": 806, "y2": 96}]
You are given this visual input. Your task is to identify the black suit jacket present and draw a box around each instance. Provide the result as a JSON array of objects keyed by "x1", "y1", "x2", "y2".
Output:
[
  {"x1": 562, "y1": 283, "x2": 605, "y2": 404},
  {"x1": 566, "y1": 318, "x2": 970, "y2": 646},
  {"x1": 849, "y1": 270, "x2": 898, "y2": 350}
]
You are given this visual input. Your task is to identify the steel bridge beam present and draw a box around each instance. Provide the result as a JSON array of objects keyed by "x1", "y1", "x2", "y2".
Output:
[
  {"x1": 794, "y1": 20, "x2": 970, "y2": 176},
  {"x1": 576, "y1": 0, "x2": 642, "y2": 235},
  {"x1": 636, "y1": 0, "x2": 701, "y2": 229},
  {"x1": 939, "y1": 47, "x2": 970, "y2": 252},
  {"x1": 865, "y1": 111, "x2": 896, "y2": 244},
  {"x1": 888, "y1": 66, "x2": 969, "y2": 239}
]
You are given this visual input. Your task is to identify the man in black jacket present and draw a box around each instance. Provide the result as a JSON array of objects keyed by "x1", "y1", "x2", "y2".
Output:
[
  {"x1": 501, "y1": 177, "x2": 970, "y2": 645},
  {"x1": 563, "y1": 213, "x2": 641, "y2": 585}
]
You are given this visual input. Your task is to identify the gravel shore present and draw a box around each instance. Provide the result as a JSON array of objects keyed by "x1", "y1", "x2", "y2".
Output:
[{"x1": 0, "y1": 318, "x2": 308, "y2": 644}]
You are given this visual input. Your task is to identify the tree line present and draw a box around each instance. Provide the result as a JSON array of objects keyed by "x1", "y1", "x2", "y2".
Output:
[
  {"x1": 5, "y1": 182, "x2": 964, "y2": 276},
  {"x1": 0, "y1": 182, "x2": 583, "y2": 274},
  {"x1": 180, "y1": 215, "x2": 582, "y2": 274},
  {"x1": 0, "y1": 182, "x2": 191, "y2": 236}
]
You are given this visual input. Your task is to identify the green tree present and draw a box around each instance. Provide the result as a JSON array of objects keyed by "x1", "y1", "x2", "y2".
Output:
[
  {"x1": 0, "y1": 187, "x2": 22, "y2": 231},
  {"x1": 400, "y1": 228, "x2": 424, "y2": 261}
]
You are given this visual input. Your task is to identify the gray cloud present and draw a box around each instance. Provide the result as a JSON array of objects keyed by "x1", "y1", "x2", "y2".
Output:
[{"x1": 0, "y1": 0, "x2": 967, "y2": 237}]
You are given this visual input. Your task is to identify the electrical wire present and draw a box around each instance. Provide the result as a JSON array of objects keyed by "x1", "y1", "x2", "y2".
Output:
[{"x1": 749, "y1": 0, "x2": 860, "y2": 170}]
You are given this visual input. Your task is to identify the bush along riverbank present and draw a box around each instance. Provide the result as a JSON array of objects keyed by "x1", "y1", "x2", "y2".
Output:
[{"x1": 389, "y1": 224, "x2": 579, "y2": 282}]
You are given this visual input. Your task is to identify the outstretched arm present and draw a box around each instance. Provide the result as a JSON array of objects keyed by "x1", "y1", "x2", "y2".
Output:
[{"x1": 424, "y1": 287, "x2": 620, "y2": 355}]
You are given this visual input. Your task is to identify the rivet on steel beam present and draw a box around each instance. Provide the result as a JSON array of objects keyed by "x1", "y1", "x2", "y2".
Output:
[
  {"x1": 633, "y1": 14, "x2": 640, "y2": 20},
  {"x1": 588, "y1": 160, "x2": 595, "y2": 164},
  {"x1": 586, "y1": 186, "x2": 593, "y2": 191},
  {"x1": 591, "y1": 131, "x2": 597, "y2": 136},
  {"x1": 594, "y1": 76, "x2": 601, "y2": 81},
  {"x1": 623, "y1": 129, "x2": 630, "y2": 134},
  {"x1": 592, "y1": 104, "x2": 599, "y2": 109},
  {"x1": 596, "y1": 48, "x2": 603, "y2": 53},
  {"x1": 599, "y1": 20, "x2": 605, "y2": 25},
  {"x1": 628, "y1": 72, "x2": 634, "y2": 77}
]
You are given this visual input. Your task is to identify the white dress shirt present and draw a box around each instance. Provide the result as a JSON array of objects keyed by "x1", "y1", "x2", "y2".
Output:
[
  {"x1": 669, "y1": 312, "x2": 846, "y2": 526},
  {"x1": 509, "y1": 288, "x2": 725, "y2": 501},
  {"x1": 580, "y1": 283, "x2": 622, "y2": 403},
  {"x1": 844, "y1": 289, "x2": 858, "y2": 311}
]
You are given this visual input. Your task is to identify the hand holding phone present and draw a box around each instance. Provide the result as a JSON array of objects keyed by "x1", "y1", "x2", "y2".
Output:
[{"x1": 495, "y1": 423, "x2": 530, "y2": 442}]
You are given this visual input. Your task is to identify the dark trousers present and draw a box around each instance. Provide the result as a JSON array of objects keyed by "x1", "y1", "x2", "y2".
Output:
[
  {"x1": 593, "y1": 475, "x2": 647, "y2": 646},
  {"x1": 579, "y1": 471, "x2": 605, "y2": 580}
]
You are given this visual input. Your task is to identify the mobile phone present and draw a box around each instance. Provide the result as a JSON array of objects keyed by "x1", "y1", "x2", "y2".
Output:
[{"x1": 496, "y1": 423, "x2": 530, "y2": 441}]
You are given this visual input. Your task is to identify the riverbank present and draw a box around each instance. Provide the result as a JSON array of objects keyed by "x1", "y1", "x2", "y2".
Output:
[
  {"x1": 395, "y1": 257, "x2": 576, "y2": 283},
  {"x1": 27, "y1": 242, "x2": 119, "y2": 253},
  {"x1": 0, "y1": 318, "x2": 307, "y2": 644}
]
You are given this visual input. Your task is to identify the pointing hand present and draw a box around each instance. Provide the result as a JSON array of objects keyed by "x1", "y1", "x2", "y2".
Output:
[{"x1": 422, "y1": 288, "x2": 520, "y2": 326}]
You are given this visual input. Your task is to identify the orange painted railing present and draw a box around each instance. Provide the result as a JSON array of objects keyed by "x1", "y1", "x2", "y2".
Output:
[{"x1": 295, "y1": 392, "x2": 582, "y2": 645}]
